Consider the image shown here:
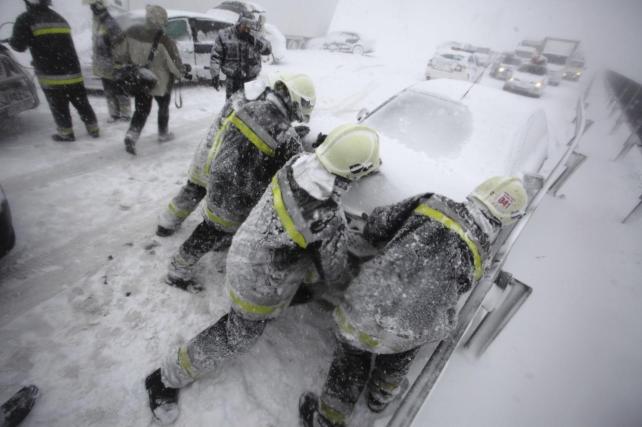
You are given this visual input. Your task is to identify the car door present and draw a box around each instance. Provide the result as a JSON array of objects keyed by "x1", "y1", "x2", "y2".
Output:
[
  {"x1": 190, "y1": 18, "x2": 233, "y2": 79},
  {"x1": 165, "y1": 18, "x2": 196, "y2": 72}
]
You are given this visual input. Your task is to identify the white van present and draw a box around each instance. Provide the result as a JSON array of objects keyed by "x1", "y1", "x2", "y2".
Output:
[{"x1": 81, "y1": 9, "x2": 235, "y2": 89}]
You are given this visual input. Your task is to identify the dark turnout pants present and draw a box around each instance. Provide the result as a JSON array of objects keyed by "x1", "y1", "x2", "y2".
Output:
[
  {"x1": 318, "y1": 340, "x2": 419, "y2": 426},
  {"x1": 129, "y1": 91, "x2": 171, "y2": 136},
  {"x1": 43, "y1": 84, "x2": 98, "y2": 136},
  {"x1": 225, "y1": 77, "x2": 244, "y2": 99}
]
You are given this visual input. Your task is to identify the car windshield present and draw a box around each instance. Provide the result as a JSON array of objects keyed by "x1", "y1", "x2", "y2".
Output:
[
  {"x1": 501, "y1": 55, "x2": 521, "y2": 66},
  {"x1": 569, "y1": 60, "x2": 584, "y2": 68},
  {"x1": 542, "y1": 53, "x2": 566, "y2": 65},
  {"x1": 365, "y1": 90, "x2": 473, "y2": 157},
  {"x1": 518, "y1": 64, "x2": 547, "y2": 75},
  {"x1": 440, "y1": 53, "x2": 465, "y2": 62}
]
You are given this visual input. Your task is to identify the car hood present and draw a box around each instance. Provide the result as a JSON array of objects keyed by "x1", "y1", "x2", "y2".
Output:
[
  {"x1": 511, "y1": 71, "x2": 545, "y2": 83},
  {"x1": 343, "y1": 80, "x2": 549, "y2": 214}
]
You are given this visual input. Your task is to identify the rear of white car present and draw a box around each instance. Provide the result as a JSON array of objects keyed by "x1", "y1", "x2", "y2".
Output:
[{"x1": 425, "y1": 50, "x2": 480, "y2": 82}]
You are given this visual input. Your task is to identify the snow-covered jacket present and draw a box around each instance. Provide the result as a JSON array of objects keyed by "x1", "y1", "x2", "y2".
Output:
[
  {"x1": 114, "y1": 9, "x2": 182, "y2": 97},
  {"x1": 91, "y1": 11, "x2": 124, "y2": 79},
  {"x1": 9, "y1": 5, "x2": 84, "y2": 90},
  {"x1": 203, "y1": 91, "x2": 302, "y2": 232},
  {"x1": 336, "y1": 193, "x2": 493, "y2": 354},
  {"x1": 226, "y1": 153, "x2": 351, "y2": 321},
  {"x1": 188, "y1": 91, "x2": 251, "y2": 188},
  {"x1": 209, "y1": 25, "x2": 271, "y2": 81}
]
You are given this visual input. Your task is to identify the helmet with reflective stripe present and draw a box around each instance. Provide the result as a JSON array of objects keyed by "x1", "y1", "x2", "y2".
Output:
[
  {"x1": 468, "y1": 176, "x2": 528, "y2": 225},
  {"x1": 272, "y1": 73, "x2": 316, "y2": 123},
  {"x1": 315, "y1": 124, "x2": 381, "y2": 181}
]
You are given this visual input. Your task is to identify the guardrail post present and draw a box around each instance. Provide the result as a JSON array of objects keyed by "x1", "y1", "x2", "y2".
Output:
[
  {"x1": 614, "y1": 129, "x2": 641, "y2": 161},
  {"x1": 622, "y1": 194, "x2": 642, "y2": 224},
  {"x1": 548, "y1": 151, "x2": 587, "y2": 197},
  {"x1": 463, "y1": 271, "x2": 533, "y2": 357}
]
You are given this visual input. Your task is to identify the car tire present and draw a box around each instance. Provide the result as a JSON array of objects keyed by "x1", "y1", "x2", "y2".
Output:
[
  {"x1": 352, "y1": 45, "x2": 364, "y2": 55},
  {"x1": 328, "y1": 44, "x2": 338, "y2": 52}
]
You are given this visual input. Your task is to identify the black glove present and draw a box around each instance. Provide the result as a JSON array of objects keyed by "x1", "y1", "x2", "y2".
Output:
[
  {"x1": 313, "y1": 132, "x2": 327, "y2": 148},
  {"x1": 294, "y1": 125, "x2": 310, "y2": 138},
  {"x1": 211, "y1": 76, "x2": 220, "y2": 90}
]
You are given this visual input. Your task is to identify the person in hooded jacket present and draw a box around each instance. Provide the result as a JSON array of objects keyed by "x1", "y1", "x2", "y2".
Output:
[
  {"x1": 9, "y1": 0, "x2": 99, "y2": 142},
  {"x1": 89, "y1": 0, "x2": 130, "y2": 122},
  {"x1": 298, "y1": 176, "x2": 529, "y2": 427},
  {"x1": 144, "y1": 123, "x2": 382, "y2": 425},
  {"x1": 114, "y1": 5, "x2": 183, "y2": 155},
  {"x1": 155, "y1": 74, "x2": 285, "y2": 238},
  {"x1": 210, "y1": 13, "x2": 271, "y2": 99},
  {"x1": 165, "y1": 73, "x2": 316, "y2": 291}
]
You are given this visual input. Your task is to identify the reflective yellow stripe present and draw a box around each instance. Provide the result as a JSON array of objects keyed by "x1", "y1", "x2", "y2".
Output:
[
  {"x1": 414, "y1": 204, "x2": 483, "y2": 280},
  {"x1": 205, "y1": 207, "x2": 240, "y2": 229},
  {"x1": 228, "y1": 288, "x2": 282, "y2": 316},
  {"x1": 168, "y1": 201, "x2": 190, "y2": 219},
  {"x1": 39, "y1": 76, "x2": 84, "y2": 86},
  {"x1": 33, "y1": 27, "x2": 71, "y2": 36},
  {"x1": 228, "y1": 114, "x2": 275, "y2": 157},
  {"x1": 178, "y1": 346, "x2": 196, "y2": 379},
  {"x1": 320, "y1": 401, "x2": 346, "y2": 425},
  {"x1": 335, "y1": 306, "x2": 380, "y2": 349},
  {"x1": 205, "y1": 118, "x2": 232, "y2": 175},
  {"x1": 271, "y1": 175, "x2": 307, "y2": 248}
]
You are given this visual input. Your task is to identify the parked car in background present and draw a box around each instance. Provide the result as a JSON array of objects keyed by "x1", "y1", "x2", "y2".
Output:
[
  {"x1": 514, "y1": 45, "x2": 538, "y2": 62},
  {"x1": 0, "y1": 43, "x2": 39, "y2": 119},
  {"x1": 541, "y1": 37, "x2": 580, "y2": 86},
  {"x1": 490, "y1": 52, "x2": 523, "y2": 80},
  {"x1": 206, "y1": 1, "x2": 287, "y2": 63},
  {"x1": 309, "y1": 31, "x2": 375, "y2": 55},
  {"x1": 503, "y1": 63, "x2": 548, "y2": 97},
  {"x1": 1, "y1": 185, "x2": 15, "y2": 259},
  {"x1": 80, "y1": 9, "x2": 234, "y2": 89},
  {"x1": 425, "y1": 49, "x2": 483, "y2": 82}
]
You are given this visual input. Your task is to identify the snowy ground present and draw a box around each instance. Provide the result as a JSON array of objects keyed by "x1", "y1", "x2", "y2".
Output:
[{"x1": 0, "y1": 49, "x2": 641, "y2": 427}]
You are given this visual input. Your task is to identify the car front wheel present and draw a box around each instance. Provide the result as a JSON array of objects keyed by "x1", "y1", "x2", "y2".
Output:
[{"x1": 352, "y1": 45, "x2": 364, "y2": 55}]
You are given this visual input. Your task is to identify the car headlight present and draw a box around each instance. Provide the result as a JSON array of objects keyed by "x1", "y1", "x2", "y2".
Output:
[
  {"x1": 509, "y1": 77, "x2": 514, "y2": 82},
  {"x1": 498, "y1": 67, "x2": 505, "y2": 72},
  {"x1": 534, "y1": 81, "x2": 542, "y2": 88},
  {"x1": 576, "y1": 71, "x2": 582, "y2": 76}
]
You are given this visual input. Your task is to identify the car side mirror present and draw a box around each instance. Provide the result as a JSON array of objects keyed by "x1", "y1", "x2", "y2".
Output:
[{"x1": 357, "y1": 108, "x2": 369, "y2": 122}]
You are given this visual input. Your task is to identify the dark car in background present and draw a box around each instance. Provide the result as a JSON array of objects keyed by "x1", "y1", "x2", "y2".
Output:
[
  {"x1": 0, "y1": 44, "x2": 39, "y2": 119},
  {"x1": 1, "y1": 185, "x2": 15, "y2": 258}
]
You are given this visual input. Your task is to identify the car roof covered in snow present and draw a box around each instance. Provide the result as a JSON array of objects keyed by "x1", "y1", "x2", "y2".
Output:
[
  {"x1": 343, "y1": 79, "x2": 548, "y2": 214},
  {"x1": 121, "y1": 9, "x2": 226, "y2": 22}
]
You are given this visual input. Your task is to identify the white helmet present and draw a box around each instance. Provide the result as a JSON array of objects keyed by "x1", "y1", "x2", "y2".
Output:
[
  {"x1": 315, "y1": 124, "x2": 381, "y2": 181},
  {"x1": 468, "y1": 176, "x2": 528, "y2": 225},
  {"x1": 273, "y1": 73, "x2": 316, "y2": 123}
]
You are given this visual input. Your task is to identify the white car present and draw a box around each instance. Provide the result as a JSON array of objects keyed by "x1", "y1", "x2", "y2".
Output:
[
  {"x1": 425, "y1": 49, "x2": 483, "y2": 82},
  {"x1": 345, "y1": 79, "x2": 553, "y2": 215},
  {"x1": 503, "y1": 63, "x2": 548, "y2": 98}
]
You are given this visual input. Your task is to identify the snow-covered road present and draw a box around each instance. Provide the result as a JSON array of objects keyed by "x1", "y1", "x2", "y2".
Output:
[{"x1": 1, "y1": 49, "x2": 640, "y2": 427}]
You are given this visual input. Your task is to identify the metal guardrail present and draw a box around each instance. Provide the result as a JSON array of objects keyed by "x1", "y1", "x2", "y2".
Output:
[{"x1": 387, "y1": 97, "x2": 586, "y2": 427}]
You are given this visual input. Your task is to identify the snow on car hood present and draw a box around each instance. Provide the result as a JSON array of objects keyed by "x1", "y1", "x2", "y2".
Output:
[{"x1": 343, "y1": 79, "x2": 546, "y2": 214}]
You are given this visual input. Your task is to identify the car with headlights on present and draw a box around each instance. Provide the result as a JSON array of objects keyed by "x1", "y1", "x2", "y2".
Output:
[
  {"x1": 425, "y1": 49, "x2": 483, "y2": 82},
  {"x1": 503, "y1": 63, "x2": 548, "y2": 98},
  {"x1": 563, "y1": 57, "x2": 585, "y2": 81},
  {"x1": 490, "y1": 52, "x2": 522, "y2": 81}
]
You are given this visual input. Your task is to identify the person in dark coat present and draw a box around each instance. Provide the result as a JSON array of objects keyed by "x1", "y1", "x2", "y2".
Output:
[
  {"x1": 210, "y1": 13, "x2": 271, "y2": 99},
  {"x1": 165, "y1": 73, "x2": 316, "y2": 291},
  {"x1": 298, "y1": 177, "x2": 529, "y2": 427},
  {"x1": 144, "y1": 124, "x2": 381, "y2": 425},
  {"x1": 9, "y1": 0, "x2": 99, "y2": 141},
  {"x1": 89, "y1": 0, "x2": 130, "y2": 122}
]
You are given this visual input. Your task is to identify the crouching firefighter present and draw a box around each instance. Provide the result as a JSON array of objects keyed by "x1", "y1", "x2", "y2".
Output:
[
  {"x1": 165, "y1": 73, "x2": 316, "y2": 291},
  {"x1": 144, "y1": 124, "x2": 382, "y2": 424},
  {"x1": 299, "y1": 176, "x2": 529, "y2": 427},
  {"x1": 9, "y1": 0, "x2": 99, "y2": 141},
  {"x1": 156, "y1": 74, "x2": 285, "y2": 237}
]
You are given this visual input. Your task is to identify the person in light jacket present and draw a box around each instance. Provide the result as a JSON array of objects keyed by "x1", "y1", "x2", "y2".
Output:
[{"x1": 114, "y1": 5, "x2": 182, "y2": 155}]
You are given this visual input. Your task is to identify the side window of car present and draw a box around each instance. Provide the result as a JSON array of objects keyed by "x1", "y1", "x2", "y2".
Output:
[
  {"x1": 192, "y1": 19, "x2": 229, "y2": 43},
  {"x1": 165, "y1": 19, "x2": 191, "y2": 42}
]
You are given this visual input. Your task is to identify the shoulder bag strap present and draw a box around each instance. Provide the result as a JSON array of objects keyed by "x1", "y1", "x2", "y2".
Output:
[{"x1": 145, "y1": 30, "x2": 163, "y2": 67}]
